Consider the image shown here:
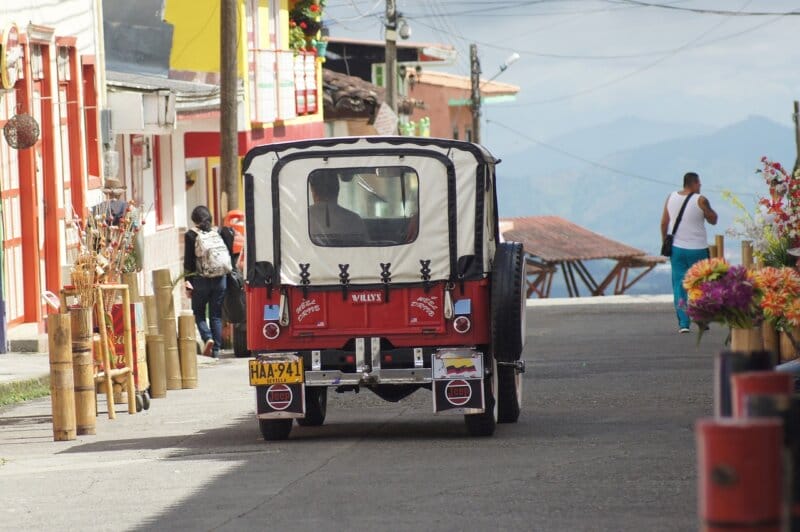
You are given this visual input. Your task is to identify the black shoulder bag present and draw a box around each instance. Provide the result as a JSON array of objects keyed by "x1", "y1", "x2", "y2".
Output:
[{"x1": 661, "y1": 192, "x2": 694, "y2": 257}]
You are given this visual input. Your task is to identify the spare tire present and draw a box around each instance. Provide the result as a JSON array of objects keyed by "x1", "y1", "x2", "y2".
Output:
[{"x1": 491, "y1": 242, "x2": 526, "y2": 362}]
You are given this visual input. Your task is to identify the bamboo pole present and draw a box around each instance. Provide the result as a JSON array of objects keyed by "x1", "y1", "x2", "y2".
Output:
[
  {"x1": 153, "y1": 269, "x2": 181, "y2": 390},
  {"x1": 120, "y1": 286, "x2": 137, "y2": 414},
  {"x1": 178, "y1": 314, "x2": 198, "y2": 389},
  {"x1": 122, "y1": 272, "x2": 141, "y2": 303},
  {"x1": 741, "y1": 240, "x2": 753, "y2": 269},
  {"x1": 144, "y1": 295, "x2": 159, "y2": 336},
  {"x1": 49, "y1": 313, "x2": 76, "y2": 441},
  {"x1": 70, "y1": 307, "x2": 96, "y2": 436},
  {"x1": 146, "y1": 334, "x2": 167, "y2": 398},
  {"x1": 94, "y1": 289, "x2": 116, "y2": 420},
  {"x1": 715, "y1": 234, "x2": 725, "y2": 259}
]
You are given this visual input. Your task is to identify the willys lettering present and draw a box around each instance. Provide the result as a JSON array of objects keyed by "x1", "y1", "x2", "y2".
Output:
[{"x1": 351, "y1": 292, "x2": 383, "y2": 304}]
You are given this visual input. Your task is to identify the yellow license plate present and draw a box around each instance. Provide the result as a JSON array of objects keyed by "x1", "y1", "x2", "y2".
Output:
[{"x1": 249, "y1": 358, "x2": 304, "y2": 386}]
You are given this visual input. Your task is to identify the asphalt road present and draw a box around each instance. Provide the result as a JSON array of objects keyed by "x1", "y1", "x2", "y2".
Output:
[{"x1": 0, "y1": 301, "x2": 721, "y2": 531}]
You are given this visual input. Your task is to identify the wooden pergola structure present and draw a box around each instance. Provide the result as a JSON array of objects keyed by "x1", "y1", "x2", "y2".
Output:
[{"x1": 501, "y1": 216, "x2": 666, "y2": 298}]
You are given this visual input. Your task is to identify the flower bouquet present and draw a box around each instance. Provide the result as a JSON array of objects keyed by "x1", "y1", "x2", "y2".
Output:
[
  {"x1": 683, "y1": 258, "x2": 763, "y2": 342},
  {"x1": 754, "y1": 266, "x2": 800, "y2": 355},
  {"x1": 724, "y1": 157, "x2": 800, "y2": 267}
]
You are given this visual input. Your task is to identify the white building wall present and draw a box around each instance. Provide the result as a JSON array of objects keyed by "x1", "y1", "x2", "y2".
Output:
[{"x1": 1, "y1": 1, "x2": 98, "y2": 55}]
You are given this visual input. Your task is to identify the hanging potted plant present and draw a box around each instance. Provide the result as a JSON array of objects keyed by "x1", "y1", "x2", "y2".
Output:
[{"x1": 290, "y1": 0, "x2": 325, "y2": 38}]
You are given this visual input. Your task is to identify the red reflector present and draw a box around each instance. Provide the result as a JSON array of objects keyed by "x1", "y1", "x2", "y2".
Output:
[
  {"x1": 453, "y1": 315, "x2": 472, "y2": 334},
  {"x1": 345, "y1": 355, "x2": 355, "y2": 364},
  {"x1": 384, "y1": 355, "x2": 393, "y2": 363},
  {"x1": 262, "y1": 322, "x2": 280, "y2": 340}
]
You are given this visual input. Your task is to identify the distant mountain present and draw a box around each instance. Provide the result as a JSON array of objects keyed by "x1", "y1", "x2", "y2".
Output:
[
  {"x1": 498, "y1": 116, "x2": 715, "y2": 174},
  {"x1": 497, "y1": 115, "x2": 796, "y2": 295}
]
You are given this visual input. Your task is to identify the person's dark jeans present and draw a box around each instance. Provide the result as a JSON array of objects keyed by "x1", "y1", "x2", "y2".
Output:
[{"x1": 191, "y1": 275, "x2": 227, "y2": 356}]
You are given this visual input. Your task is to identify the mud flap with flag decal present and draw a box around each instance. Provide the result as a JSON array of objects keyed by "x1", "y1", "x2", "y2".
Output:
[{"x1": 432, "y1": 351, "x2": 485, "y2": 414}]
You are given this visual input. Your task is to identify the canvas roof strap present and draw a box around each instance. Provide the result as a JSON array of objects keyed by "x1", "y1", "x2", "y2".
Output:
[{"x1": 339, "y1": 263, "x2": 350, "y2": 301}]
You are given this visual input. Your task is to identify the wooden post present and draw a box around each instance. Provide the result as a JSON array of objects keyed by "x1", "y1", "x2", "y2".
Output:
[
  {"x1": 708, "y1": 244, "x2": 718, "y2": 259},
  {"x1": 152, "y1": 269, "x2": 181, "y2": 390},
  {"x1": 178, "y1": 314, "x2": 197, "y2": 389},
  {"x1": 70, "y1": 307, "x2": 96, "y2": 436},
  {"x1": 781, "y1": 328, "x2": 797, "y2": 363},
  {"x1": 715, "y1": 234, "x2": 725, "y2": 260},
  {"x1": 48, "y1": 313, "x2": 76, "y2": 441},
  {"x1": 741, "y1": 240, "x2": 753, "y2": 269},
  {"x1": 146, "y1": 334, "x2": 166, "y2": 398}
]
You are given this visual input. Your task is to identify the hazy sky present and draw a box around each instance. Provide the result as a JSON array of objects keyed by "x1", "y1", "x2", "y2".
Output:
[{"x1": 324, "y1": 0, "x2": 800, "y2": 153}]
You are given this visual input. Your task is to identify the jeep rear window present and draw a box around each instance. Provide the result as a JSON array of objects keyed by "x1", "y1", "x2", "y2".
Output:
[{"x1": 307, "y1": 166, "x2": 420, "y2": 247}]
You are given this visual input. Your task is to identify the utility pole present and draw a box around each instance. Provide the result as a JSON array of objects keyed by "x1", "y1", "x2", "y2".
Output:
[
  {"x1": 470, "y1": 43, "x2": 481, "y2": 144},
  {"x1": 385, "y1": 0, "x2": 397, "y2": 115},
  {"x1": 794, "y1": 100, "x2": 800, "y2": 175},
  {"x1": 220, "y1": 0, "x2": 239, "y2": 214}
]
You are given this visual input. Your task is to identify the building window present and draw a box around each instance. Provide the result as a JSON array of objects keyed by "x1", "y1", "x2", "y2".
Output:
[
  {"x1": 452, "y1": 126, "x2": 459, "y2": 140},
  {"x1": 465, "y1": 128, "x2": 473, "y2": 142},
  {"x1": 81, "y1": 61, "x2": 101, "y2": 184},
  {"x1": 56, "y1": 46, "x2": 70, "y2": 81}
]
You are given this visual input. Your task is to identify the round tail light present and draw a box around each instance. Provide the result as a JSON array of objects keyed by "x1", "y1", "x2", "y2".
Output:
[
  {"x1": 453, "y1": 315, "x2": 471, "y2": 334},
  {"x1": 262, "y1": 322, "x2": 281, "y2": 340}
]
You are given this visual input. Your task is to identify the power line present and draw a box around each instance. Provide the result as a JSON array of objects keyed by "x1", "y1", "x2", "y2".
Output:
[
  {"x1": 608, "y1": 0, "x2": 800, "y2": 16},
  {"x1": 498, "y1": 1, "x2": 795, "y2": 106},
  {"x1": 485, "y1": 119, "x2": 757, "y2": 197}
]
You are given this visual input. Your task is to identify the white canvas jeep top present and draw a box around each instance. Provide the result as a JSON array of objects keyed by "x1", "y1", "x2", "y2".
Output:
[{"x1": 242, "y1": 137, "x2": 499, "y2": 288}]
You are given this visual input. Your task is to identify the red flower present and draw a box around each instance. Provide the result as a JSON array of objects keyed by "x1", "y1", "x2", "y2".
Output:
[
  {"x1": 300, "y1": 21, "x2": 307, "y2": 29},
  {"x1": 774, "y1": 162, "x2": 783, "y2": 170},
  {"x1": 310, "y1": 4, "x2": 319, "y2": 12},
  {"x1": 290, "y1": 20, "x2": 296, "y2": 27}
]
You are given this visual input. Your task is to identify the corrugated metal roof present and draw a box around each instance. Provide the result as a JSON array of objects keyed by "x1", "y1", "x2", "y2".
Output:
[
  {"x1": 501, "y1": 216, "x2": 647, "y2": 262},
  {"x1": 418, "y1": 70, "x2": 519, "y2": 95}
]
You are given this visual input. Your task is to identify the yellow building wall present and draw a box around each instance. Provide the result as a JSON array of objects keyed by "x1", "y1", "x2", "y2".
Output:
[{"x1": 163, "y1": 0, "x2": 248, "y2": 78}]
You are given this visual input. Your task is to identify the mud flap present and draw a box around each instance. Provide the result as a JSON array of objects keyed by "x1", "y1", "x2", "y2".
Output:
[
  {"x1": 432, "y1": 351, "x2": 485, "y2": 414},
  {"x1": 256, "y1": 383, "x2": 306, "y2": 419}
]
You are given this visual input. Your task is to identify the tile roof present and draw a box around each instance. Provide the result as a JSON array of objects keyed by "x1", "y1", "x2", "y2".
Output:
[
  {"x1": 501, "y1": 216, "x2": 648, "y2": 262},
  {"x1": 323, "y1": 68, "x2": 385, "y2": 120}
]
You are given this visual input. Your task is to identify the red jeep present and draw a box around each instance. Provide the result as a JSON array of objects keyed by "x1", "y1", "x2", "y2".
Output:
[{"x1": 242, "y1": 137, "x2": 526, "y2": 440}]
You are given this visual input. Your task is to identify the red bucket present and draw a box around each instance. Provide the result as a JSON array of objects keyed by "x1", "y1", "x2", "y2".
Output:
[
  {"x1": 696, "y1": 418, "x2": 783, "y2": 531},
  {"x1": 731, "y1": 372, "x2": 793, "y2": 418}
]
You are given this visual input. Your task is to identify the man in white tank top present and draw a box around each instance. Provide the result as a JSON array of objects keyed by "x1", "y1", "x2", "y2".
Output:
[{"x1": 660, "y1": 172, "x2": 718, "y2": 333}]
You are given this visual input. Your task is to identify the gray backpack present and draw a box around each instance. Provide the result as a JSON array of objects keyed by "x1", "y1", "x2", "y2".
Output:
[{"x1": 193, "y1": 227, "x2": 232, "y2": 277}]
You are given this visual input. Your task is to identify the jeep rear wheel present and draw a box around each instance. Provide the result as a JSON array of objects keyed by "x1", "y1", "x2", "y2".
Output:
[
  {"x1": 233, "y1": 322, "x2": 249, "y2": 358},
  {"x1": 497, "y1": 364, "x2": 522, "y2": 423},
  {"x1": 464, "y1": 358, "x2": 498, "y2": 437},
  {"x1": 259, "y1": 419, "x2": 292, "y2": 441},
  {"x1": 491, "y1": 242, "x2": 526, "y2": 362},
  {"x1": 296, "y1": 387, "x2": 327, "y2": 427}
]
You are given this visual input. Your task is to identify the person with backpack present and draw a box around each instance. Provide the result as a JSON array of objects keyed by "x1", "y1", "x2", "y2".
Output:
[{"x1": 184, "y1": 205, "x2": 234, "y2": 357}]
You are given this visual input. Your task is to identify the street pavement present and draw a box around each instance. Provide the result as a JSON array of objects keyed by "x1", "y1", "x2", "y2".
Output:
[{"x1": 0, "y1": 297, "x2": 722, "y2": 531}]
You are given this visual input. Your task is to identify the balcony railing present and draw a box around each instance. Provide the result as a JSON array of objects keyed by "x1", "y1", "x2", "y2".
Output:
[{"x1": 248, "y1": 49, "x2": 318, "y2": 124}]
